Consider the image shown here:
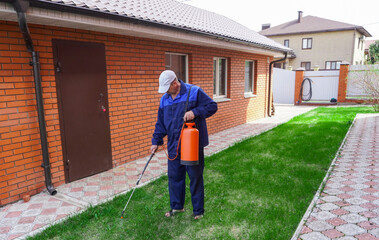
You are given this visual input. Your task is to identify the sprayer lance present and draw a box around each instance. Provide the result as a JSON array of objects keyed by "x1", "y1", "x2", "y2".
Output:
[{"x1": 120, "y1": 152, "x2": 155, "y2": 219}]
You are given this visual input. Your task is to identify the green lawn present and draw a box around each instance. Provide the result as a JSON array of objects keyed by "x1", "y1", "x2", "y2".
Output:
[{"x1": 28, "y1": 107, "x2": 375, "y2": 240}]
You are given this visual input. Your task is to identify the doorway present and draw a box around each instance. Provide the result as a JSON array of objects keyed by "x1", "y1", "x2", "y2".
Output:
[{"x1": 53, "y1": 39, "x2": 112, "y2": 182}]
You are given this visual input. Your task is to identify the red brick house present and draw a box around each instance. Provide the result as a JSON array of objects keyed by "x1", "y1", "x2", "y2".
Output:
[{"x1": 0, "y1": 0, "x2": 290, "y2": 205}]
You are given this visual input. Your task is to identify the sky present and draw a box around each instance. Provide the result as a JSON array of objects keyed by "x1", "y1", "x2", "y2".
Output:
[{"x1": 184, "y1": 0, "x2": 379, "y2": 40}]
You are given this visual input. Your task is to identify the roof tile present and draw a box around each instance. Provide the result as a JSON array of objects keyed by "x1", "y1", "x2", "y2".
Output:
[{"x1": 39, "y1": 0, "x2": 289, "y2": 52}]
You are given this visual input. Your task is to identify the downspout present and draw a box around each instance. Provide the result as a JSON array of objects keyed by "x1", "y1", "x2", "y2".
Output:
[
  {"x1": 268, "y1": 52, "x2": 288, "y2": 117},
  {"x1": 12, "y1": 0, "x2": 57, "y2": 195}
]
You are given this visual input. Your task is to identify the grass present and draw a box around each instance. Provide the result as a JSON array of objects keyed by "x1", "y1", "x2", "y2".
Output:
[{"x1": 28, "y1": 106, "x2": 375, "y2": 240}]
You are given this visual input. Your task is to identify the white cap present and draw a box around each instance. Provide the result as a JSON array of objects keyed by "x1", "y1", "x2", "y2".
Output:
[{"x1": 158, "y1": 70, "x2": 177, "y2": 93}]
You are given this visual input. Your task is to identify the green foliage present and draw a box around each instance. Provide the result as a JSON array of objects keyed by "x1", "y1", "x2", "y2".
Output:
[
  {"x1": 27, "y1": 107, "x2": 374, "y2": 240},
  {"x1": 369, "y1": 40, "x2": 379, "y2": 64}
]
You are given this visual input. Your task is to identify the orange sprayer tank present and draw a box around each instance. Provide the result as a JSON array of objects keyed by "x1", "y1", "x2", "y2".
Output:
[{"x1": 180, "y1": 122, "x2": 199, "y2": 165}]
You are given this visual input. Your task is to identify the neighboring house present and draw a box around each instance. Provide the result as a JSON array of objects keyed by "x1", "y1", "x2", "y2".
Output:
[
  {"x1": 259, "y1": 11, "x2": 372, "y2": 70},
  {"x1": 0, "y1": 0, "x2": 290, "y2": 205}
]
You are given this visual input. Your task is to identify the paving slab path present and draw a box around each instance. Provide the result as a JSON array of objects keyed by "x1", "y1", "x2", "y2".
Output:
[{"x1": 293, "y1": 113, "x2": 379, "y2": 240}]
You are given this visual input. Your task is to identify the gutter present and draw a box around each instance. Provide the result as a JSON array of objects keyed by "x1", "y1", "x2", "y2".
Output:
[
  {"x1": 28, "y1": 0, "x2": 289, "y2": 55},
  {"x1": 12, "y1": 0, "x2": 57, "y2": 196},
  {"x1": 267, "y1": 52, "x2": 288, "y2": 117}
]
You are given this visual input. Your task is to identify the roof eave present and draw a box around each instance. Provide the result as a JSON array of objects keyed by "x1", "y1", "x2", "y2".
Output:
[
  {"x1": 356, "y1": 27, "x2": 372, "y2": 38},
  {"x1": 262, "y1": 27, "x2": 372, "y2": 37}
]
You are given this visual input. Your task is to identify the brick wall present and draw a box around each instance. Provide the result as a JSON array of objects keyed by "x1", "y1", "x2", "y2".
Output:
[{"x1": 0, "y1": 20, "x2": 271, "y2": 206}]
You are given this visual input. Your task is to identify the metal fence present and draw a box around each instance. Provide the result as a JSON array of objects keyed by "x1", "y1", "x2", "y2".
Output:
[
  {"x1": 273, "y1": 65, "x2": 379, "y2": 104},
  {"x1": 273, "y1": 68, "x2": 339, "y2": 104},
  {"x1": 347, "y1": 64, "x2": 379, "y2": 99},
  {"x1": 304, "y1": 70, "x2": 339, "y2": 101},
  {"x1": 273, "y1": 68, "x2": 295, "y2": 104}
]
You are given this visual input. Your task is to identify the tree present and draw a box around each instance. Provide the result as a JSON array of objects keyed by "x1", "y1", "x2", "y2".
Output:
[{"x1": 369, "y1": 40, "x2": 379, "y2": 64}]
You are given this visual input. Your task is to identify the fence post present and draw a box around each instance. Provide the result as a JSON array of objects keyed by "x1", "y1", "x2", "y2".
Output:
[
  {"x1": 337, "y1": 61, "x2": 350, "y2": 103},
  {"x1": 294, "y1": 67, "x2": 305, "y2": 105}
]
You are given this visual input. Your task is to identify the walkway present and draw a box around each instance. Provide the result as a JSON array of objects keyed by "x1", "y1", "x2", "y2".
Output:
[
  {"x1": 294, "y1": 114, "x2": 379, "y2": 240},
  {"x1": 0, "y1": 104, "x2": 340, "y2": 240}
]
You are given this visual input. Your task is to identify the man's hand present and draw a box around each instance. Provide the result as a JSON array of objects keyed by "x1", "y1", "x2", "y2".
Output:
[
  {"x1": 183, "y1": 110, "x2": 195, "y2": 122},
  {"x1": 150, "y1": 145, "x2": 158, "y2": 154}
]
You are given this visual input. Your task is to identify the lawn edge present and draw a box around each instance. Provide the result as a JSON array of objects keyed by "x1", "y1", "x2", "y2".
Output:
[{"x1": 290, "y1": 113, "x2": 358, "y2": 240}]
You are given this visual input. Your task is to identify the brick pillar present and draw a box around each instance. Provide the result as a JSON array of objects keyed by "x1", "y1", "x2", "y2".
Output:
[
  {"x1": 294, "y1": 68, "x2": 305, "y2": 105},
  {"x1": 337, "y1": 62, "x2": 350, "y2": 103}
]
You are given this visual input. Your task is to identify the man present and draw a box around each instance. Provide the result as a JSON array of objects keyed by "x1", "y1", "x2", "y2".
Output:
[{"x1": 151, "y1": 70, "x2": 217, "y2": 219}]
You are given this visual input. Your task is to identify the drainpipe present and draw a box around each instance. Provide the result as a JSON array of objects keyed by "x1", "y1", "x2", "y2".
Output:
[
  {"x1": 268, "y1": 52, "x2": 288, "y2": 117},
  {"x1": 13, "y1": 0, "x2": 57, "y2": 196}
]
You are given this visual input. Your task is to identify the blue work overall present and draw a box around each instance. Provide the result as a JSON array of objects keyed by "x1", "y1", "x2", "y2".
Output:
[{"x1": 152, "y1": 80, "x2": 217, "y2": 215}]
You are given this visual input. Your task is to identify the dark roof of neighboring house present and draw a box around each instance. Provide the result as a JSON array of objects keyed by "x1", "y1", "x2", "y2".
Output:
[
  {"x1": 259, "y1": 15, "x2": 372, "y2": 37},
  {"x1": 25, "y1": 0, "x2": 290, "y2": 53}
]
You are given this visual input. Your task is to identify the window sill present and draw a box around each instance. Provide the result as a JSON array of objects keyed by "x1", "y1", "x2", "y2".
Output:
[
  {"x1": 213, "y1": 97, "x2": 231, "y2": 103},
  {"x1": 244, "y1": 93, "x2": 257, "y2": 98}
]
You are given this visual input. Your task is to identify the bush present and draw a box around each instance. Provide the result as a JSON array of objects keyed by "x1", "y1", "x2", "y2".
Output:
[{"x1": 369, "y1": 40, "x2": 379, "y2": 64}]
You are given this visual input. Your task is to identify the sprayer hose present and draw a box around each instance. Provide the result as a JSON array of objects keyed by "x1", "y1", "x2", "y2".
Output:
[{"x1": 162, "y1": 123, "x2": 185, "y2": 161}]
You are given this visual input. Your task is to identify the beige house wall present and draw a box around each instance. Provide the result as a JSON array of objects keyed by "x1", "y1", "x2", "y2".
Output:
[
  {"x1": 268, "y1": 30, "x2": 366, "y2": 70},
  {"x1": 352, "y1": 32, "x2": 366, "y2": 65}
]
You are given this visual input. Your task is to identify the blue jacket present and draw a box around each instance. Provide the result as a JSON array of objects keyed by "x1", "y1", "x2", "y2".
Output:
[{"x1": 152, "y1": 80, "x2": 218, "y2": 159}]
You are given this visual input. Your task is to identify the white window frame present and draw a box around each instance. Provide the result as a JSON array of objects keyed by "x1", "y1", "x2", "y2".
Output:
[
  {"x1": 325, "y1": 61, "x2": 342, "y2": 70},
  {"x1": 244, "y1": 60, "x2": 256, "y2": 98},
  {"x1": 284, "y1": 39, "x2": 289, "y2": 48},
  {"x1": 213, "y1": 57, "x2": 228, "y2": 99},
  {"x1": 165, "y1": 52, "x2": 189, "y2": 83},
  {"x1": 301, "y1": 62, "x2": 311, "y2": 70},
  {"x1": 302, "y1": 38, "x2": 312, "y2": 49}
]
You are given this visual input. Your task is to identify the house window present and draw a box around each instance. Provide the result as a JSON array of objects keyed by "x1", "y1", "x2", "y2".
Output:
[
  {"x1": 325, "y1": 61, "x2": 341, "y2": 70},
  {"x1": 302, "y1": 38, "x2": 312, "y2": 49},
  {"x1": 213, "y1": 57, "x2": 227, "y2": 97},
  {"x1": 284, "y1": 39, "x2": 289, "y2": 47},
  {"x1": 244, "y1": 60, "x2": 256, "y2": 95},
  {"x1": 358, "y1": 38, "x2": 364, "y2": 50},
  {"x1": 301, "y1": 62, "x2": 311, "y2": 70},
  {"x1": 165, "y1": 53, "x2": 188, "y2": 83},
  {"x1": 273, "y1": 63, "x2": 282, "y2": 68}
]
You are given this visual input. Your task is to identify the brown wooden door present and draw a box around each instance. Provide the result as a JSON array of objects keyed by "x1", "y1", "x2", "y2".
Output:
[{"x1": 53, "y1": 39, "x2": 112, "y2": 182}]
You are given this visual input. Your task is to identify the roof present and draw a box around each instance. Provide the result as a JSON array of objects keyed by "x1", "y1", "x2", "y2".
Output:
[
  {"x1": 259, "y1": 15, "x2": 372, "y2": 37},
  {"x1": 25, "y1": 0, "x2": 290, "y2": 53}
]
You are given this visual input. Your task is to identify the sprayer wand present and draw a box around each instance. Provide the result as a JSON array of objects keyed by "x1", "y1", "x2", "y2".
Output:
[{"x1": 120, "y1": 151, "x2": 155, "y2": 219}]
